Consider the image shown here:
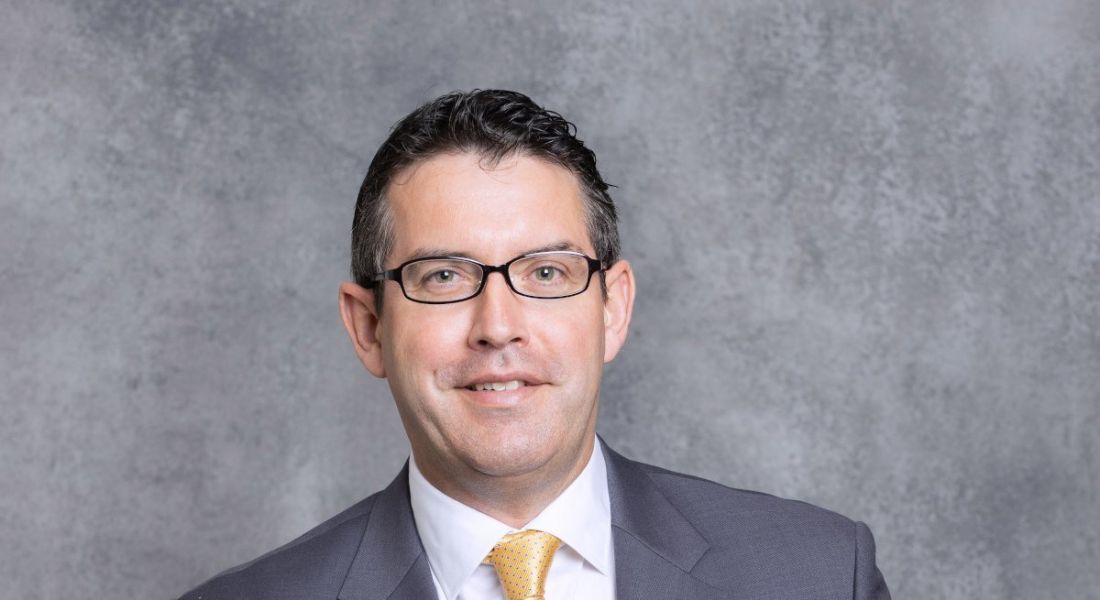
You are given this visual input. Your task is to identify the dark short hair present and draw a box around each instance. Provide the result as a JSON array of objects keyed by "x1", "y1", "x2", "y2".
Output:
[{"x1": 350, "y1": 89, "x2": 620, "y2": 307}]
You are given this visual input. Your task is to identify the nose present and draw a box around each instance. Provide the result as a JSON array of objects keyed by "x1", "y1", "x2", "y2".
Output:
[{"x1": 466, "y1": 271, "x2": 528, "y2": 350}]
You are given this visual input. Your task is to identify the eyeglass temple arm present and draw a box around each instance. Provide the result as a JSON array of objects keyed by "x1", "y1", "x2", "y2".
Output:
[{"x1": 367, "y1": 269, "x2": 401, "y2": 283}]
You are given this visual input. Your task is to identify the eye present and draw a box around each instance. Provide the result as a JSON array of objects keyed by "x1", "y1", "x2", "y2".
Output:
[
  {"x1": 428, "y1": 269, "x2": 457, "y2": 283},
  {"x1": 417, "y1": 267, "x2": 474, "y2": 290},
  {"x1": 533, "y1": 265, "x2": 562, "y2": 282}
]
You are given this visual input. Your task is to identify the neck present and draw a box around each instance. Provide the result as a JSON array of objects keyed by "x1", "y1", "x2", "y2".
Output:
[{"x1": 414, "y1": 435, "x2": 596, "y2": 528}]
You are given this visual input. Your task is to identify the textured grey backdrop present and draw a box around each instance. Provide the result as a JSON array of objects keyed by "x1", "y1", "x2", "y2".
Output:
[{"x1": 3, "y1": 1, "x2": 1098, "y2": 598}]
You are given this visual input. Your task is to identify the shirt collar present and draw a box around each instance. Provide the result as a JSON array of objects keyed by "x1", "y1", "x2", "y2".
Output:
[{"x1": 408, "y1": 438, "x2": 612, "y2": 600}]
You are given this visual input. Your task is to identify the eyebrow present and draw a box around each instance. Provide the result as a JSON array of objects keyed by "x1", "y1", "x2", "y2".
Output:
[{"x1": 402, "y1": 241, "x2": 585, "y2": 263}]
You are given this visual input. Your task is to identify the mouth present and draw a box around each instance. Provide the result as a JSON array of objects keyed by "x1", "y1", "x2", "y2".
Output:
[
  {"x1": 456, "y1": 373, "x2": 544, "y2": 409},
  {"x1": 465, "y1": 379, "x2": 527, "y2": 392}
]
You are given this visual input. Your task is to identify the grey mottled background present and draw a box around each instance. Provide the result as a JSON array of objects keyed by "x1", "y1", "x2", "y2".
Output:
[{"x1": 3, "y1": 1, "x2": 1098, "y2": 598}]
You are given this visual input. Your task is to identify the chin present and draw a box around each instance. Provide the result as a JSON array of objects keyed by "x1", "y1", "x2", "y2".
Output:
[{"x1": 460, "y1": 432, "x2": 560, "y2": 478}]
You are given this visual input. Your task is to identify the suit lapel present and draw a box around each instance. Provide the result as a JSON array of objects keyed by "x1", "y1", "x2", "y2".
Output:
[
  {"x1": 613, "y1": 529, "x2": 727, "y2": 600},
  {"x1": 602, "y1": 442, "x2": 724, "y2": 600},
  {"x1": 337, "y1": 463, "x2": 436, "y2": 600}
]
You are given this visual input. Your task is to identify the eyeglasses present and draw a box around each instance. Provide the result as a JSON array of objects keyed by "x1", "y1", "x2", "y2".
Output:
[{"x1": 368, "y1": 251, "x2": 605, "y2": 304}]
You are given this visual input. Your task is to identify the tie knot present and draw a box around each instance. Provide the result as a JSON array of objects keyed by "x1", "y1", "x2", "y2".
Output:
[{"x1": 484, "y1": 530, "x2": 562, "y2": 600}]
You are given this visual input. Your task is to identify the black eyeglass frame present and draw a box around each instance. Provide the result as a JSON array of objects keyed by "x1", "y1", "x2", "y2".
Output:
[{"x1": 367, "y1": 251, "x2": 606, "y2": 305}]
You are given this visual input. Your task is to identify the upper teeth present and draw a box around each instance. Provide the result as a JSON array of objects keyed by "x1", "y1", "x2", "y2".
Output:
[{"x1": 471, "y1": 380, "x2": 524, "y2": 391}]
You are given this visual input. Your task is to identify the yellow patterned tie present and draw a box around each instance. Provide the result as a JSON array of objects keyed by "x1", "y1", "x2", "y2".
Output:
[{"x1": 483, "y1": 529, "x2": 562, "y2": 600}]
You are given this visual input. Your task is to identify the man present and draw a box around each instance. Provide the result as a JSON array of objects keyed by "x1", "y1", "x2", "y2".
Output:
[{"x1": 181, "y1": 90, "x2": 890, "y2": 599}]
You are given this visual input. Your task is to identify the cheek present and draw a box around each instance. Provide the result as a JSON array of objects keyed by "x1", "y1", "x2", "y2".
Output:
[
  {"x1": 384, "y1": 311, "x2": 467, "y2": 387},
  {"x1": 540, "y1": 306, "x2": 606, "y2": 372}
]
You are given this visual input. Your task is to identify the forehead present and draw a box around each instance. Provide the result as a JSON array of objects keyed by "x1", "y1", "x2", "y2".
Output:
[{"x1": 384, "y1": 152, "x2": 591, "y2": 263}]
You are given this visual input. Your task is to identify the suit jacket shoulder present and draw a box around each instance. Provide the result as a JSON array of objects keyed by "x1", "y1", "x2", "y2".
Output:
[
  {"x1": 179, "y1": 494, "x2": 379, "y2": 600},
  {"x1": 179, "y1": 461, "x2": 438, "y2": 600},
  {"x1": 609, "y1": 451, "x2": 890, "y2": 599},
  {"x1": 642, "y1": 459, "x2": 857, "y2": 559}
]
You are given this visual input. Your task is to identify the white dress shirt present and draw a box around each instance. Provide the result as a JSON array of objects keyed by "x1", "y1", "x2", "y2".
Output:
[{"x1": 408, "y1": 438, "x2": 616, "y2": 600}]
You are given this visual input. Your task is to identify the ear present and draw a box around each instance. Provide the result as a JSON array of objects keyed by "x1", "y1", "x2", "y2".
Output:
[
  {"x1": 602, "y1": 259, "x2": 636, "y2": 363},
  {"x1": 339, "y1": 281, "x2": 387, "y2": 378}
]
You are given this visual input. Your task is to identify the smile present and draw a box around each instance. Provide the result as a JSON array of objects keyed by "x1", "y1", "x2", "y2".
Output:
[{"x1": 466, "y1": 380, "x2": 526, "y2": 392}]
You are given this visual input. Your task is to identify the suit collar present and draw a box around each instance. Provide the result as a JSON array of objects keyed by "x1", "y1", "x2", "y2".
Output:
[
  {"x1": 601, "y1": 440, "x2": 722, "y2": 600},
  {"x1": 338, "y1": 462, "x2": 436, "y2": 600},
  {"x1": 601, "y1": 440, "x2": 710, "y2": 571}
]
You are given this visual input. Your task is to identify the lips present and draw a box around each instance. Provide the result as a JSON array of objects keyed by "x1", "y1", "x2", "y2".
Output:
[
  {"x1": 467, "y1": 380, "x2": 525, "y2": 391},
  {"x1": 459, "y1": 372, "x2": 545, "y2": 392}
]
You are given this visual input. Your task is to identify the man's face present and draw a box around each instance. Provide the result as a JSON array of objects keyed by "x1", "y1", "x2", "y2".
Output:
[{"x1": 342, "y1": 151, "x2": 633, "y2": 495}]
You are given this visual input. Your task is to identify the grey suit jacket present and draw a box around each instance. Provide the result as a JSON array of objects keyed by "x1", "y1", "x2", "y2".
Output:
[{"x1": 180, "y1": 442, "x2": 890, "y2": 599}]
